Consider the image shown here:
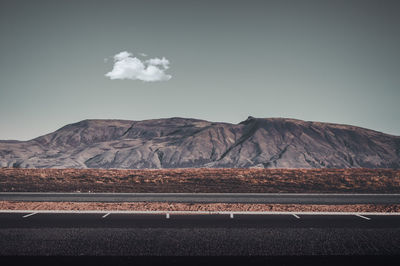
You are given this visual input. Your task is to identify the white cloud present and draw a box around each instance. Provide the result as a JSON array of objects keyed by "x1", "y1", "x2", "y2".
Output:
[
  {"x1": 105, "y1": 51, "x2": 172, "y2": 82},
  {"x1": 146, "y1": 57, "x2": 170, "y2": 69}
]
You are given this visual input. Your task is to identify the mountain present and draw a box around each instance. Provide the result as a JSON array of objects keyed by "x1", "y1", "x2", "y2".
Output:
[{"x1": 1, "y1": 117, "x2": 399, "y2": 169}]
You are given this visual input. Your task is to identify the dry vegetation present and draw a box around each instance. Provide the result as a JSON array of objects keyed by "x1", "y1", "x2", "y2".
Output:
[
  {"x1": 1, "y1": 168, "x2": 399, "y2": 193},
  {"x1": 1, "y1": 201, "x2": 399, "y2": 212}
]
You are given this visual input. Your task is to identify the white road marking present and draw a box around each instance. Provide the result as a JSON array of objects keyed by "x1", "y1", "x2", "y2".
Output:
[
  {"x1": 292, "y1": 214, "x2": 300, "y2": 219},
  {"x1": 230, "y1": 213, "x2": 234, "y2": 219},
  {"x1": 1, "y1": 210, "x2": 399, "y2": 216},
  {"x1": 166, "y1": 213, "x2": 170, "y2": 219},
  {"x1": 355, "y1": 214, "x2": 371, "y2": 220},
  {"x1": 22, "y1": 212, "x2": 37, "y2": 218},
  {"x1": 102, "y1": 213, "x2": 110, "y2": 218}
]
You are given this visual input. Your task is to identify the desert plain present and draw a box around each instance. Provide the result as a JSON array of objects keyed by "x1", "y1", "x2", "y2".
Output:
[{"x1": 1, "y1": 168, "x2": 399, "y2": 212}]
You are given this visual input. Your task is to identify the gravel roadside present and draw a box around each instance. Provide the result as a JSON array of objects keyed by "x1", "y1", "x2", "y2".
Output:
[{"x1": 1, "y1": 201, "x2": 400, "y2": 212}]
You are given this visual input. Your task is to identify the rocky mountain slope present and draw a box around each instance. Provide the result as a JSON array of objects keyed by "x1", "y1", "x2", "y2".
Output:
[{"x1": 1, "y1": 116, "x2": 399, "y2": 169}]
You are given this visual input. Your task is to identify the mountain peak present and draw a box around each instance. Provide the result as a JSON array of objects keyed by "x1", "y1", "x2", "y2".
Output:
[{"x1": 239, "y1": 116, "x2": 257, "y2": 125}]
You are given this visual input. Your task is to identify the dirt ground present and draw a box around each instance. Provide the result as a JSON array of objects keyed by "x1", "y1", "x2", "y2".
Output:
[
  {"x1": 1, "y1": 168, "x2": 399, "y2": 193},
  {"x1": 2, "y1": 168, "x2": 399, "y2": 212},
  {"x1": 1, "y1": 201, "x2": 399, "y2": 212}
]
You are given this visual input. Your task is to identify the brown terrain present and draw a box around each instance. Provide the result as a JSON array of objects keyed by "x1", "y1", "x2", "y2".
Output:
[
  {"x1": 1, "y1": 168, "x2": 400, "y2": 212},
  {"x1": 1, "y1": 168, "x2": 399, "y2": 193},
  {"x1": 1, "y1": 201, "x2": 400, "y2": 213}
]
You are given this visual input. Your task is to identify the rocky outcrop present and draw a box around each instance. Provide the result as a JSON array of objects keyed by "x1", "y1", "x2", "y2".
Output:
[{"x1": 1, "y1": 116, "x2": 399, "y2": 169}]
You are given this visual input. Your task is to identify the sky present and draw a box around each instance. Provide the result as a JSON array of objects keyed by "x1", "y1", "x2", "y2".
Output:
[{"x1": 0, "y1": 0, "x2": 399, "y2": 140}]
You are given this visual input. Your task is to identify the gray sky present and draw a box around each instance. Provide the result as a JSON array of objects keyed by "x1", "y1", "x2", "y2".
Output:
[{"x1": 0, "y1": 0, "x2": 399, "y2": 140}]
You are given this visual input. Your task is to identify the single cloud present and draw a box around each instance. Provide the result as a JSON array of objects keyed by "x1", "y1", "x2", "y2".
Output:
[{"x1": 105, "y1": 51, "x2": 172, "y2": 82}]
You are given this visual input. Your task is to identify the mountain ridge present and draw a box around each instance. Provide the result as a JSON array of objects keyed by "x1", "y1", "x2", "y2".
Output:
[{"x1": 1, "y1": 116, "x2": 399, "y2": 169}]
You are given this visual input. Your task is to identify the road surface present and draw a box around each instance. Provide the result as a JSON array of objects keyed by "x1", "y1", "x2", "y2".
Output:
[{"x1": 0, "y1": 212, "x2": 400, "y2": 255}]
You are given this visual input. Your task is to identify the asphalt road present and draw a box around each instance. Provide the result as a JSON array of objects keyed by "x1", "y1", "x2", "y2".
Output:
[
  {"x1": 1, "y1": 212, "x2": 400, "y2": 255},
  {"x1": 1, "y1": 212, "x2": 400, "y2": 229},
  {"x1": 1, "y1": 192, "x2": 400, "y2": 204}
]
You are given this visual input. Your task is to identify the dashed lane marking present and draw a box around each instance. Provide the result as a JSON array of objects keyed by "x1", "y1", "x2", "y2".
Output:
[
  {"x1": 292, "y1": 214, "x2": 300, "y2": 219},
  {"x1": 22, "y1": 212, "x2": 37, "y2": 218},
  {"x1": 102, "y1": 213, "x2": 110, "y2": 218},
  {"x1": 355, "y1": 214, "x2": 371, "y2": 220}
]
